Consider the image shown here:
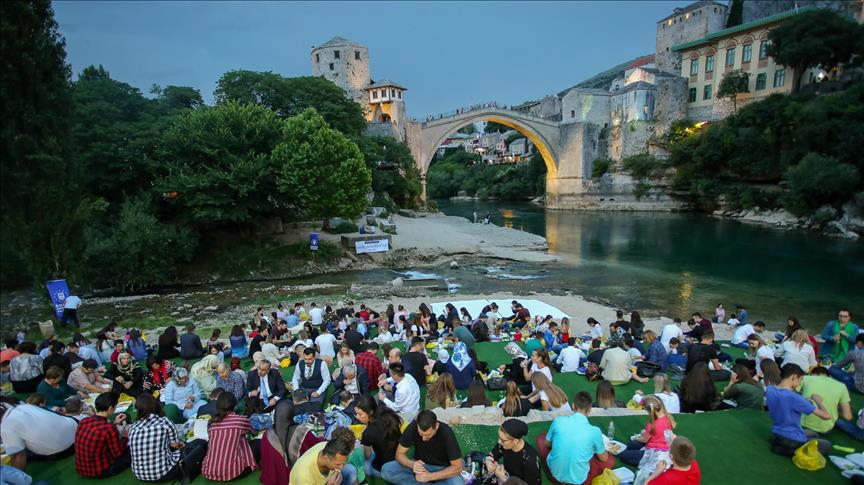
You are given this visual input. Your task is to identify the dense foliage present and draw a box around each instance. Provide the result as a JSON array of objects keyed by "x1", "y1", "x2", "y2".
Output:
[
  {"x1": 0, "y1": 5, "x2": 417, "y2": 291},
  {"x1": 427, "y1": 148, "x2": 547, "y2": 200},
  {"x1": 667, "y1": 85, "x2": 864, "y2": 215}
]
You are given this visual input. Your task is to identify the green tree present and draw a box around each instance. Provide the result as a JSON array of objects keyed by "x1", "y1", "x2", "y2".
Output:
[
  {"x1": 156, "y1": 85, "x2": 204, "y2": 110},
  {"x1": 717, "y1": 70, "x2": 750, "y2": 113},
  {"x1": 0, "y1": 0, "x2": 97, "y2": 285},
  {"x1": 155, "y1": 101, "x2": 288, "y2": 225},
  {"x1": 782, "y1": 153, "x2": 860, "y2": 216},
  {"x1": 83, "y1": 194, "x2": 197, "y2": 291},
  {"x1": 356, "y1": 136, "x2": 422, "y2": 207},
  {"x1": 767, "y1": 9, "x2": 864, "y2": 92},
  {"x1": 726, "y1": 0, "x2": 743, "y2": 28},
  {"x1": 215, "y1": 70, "x2": 366, "y2": 136},
  {"x1": 273, "y1": 108, "x2": 371, "y2": 227}
]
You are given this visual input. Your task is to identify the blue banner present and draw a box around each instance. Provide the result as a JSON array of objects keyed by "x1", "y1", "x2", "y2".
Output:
[
  {"x1": 46, "y1": 279, "x2": 70, "y2": 319},
  {"x1": 310, "y1": 232, "x2": 319, "y2": 251}
]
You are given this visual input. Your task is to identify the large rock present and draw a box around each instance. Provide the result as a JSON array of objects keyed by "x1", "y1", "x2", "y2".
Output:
[{"x1": 391, "y1": 277, "x2": 404, "y2": 287}]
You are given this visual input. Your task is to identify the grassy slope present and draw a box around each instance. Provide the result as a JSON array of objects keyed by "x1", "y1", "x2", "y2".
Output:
[{"x1": 25, "y1": 340, "x2": 861, "y2": 485}]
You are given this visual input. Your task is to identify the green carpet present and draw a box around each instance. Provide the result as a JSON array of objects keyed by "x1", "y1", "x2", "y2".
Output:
[{"x1": 23, "y1": 340, "x2": 863, "y2": 485}]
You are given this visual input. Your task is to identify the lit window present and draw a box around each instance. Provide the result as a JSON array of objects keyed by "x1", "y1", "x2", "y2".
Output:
[
  {"x1": 773, "y1": 69, "x2": 785, "y2": 88},
  {"x1": 329, "y1": 63, "x2": 334, "y2": 71},
  {"x1": 688, "y1": 87, "x2": 697, "y2": 102},
  {"x1": 759, "y1": 41, "x2": 770, "y2": 60},
  {"x1": 703, "y1": 84, "x2": 712, "y2": 100},
  {"x1": 334, "y1": 50, "x2": 340, "y2": 59},
  {"x1": 725, "y1": 48, "x2": 735, "y2": 66},
  {"x1": 742, "y1": 44, "x2": 752, "y2": 63},
  {"x1": 755, "y1": 73, "x2": 767, "y2": 90},
  {"x1": 690, "y1": 59, "x2": 699, "y2": 76},
  {"x1": 355, "y1": 50, "x2": 360, "y2": 60},
  {"x1": 705, "y1": 55, "x2": 714, "y2": 73}
]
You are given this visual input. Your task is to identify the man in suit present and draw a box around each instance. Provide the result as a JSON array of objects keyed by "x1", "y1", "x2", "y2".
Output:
[
  {"x1": 247, "y1": 359, "x2": 287, "y2": 411},
  {"x1": 291, "y1": 348, "x2": 331, "y2": 412}
]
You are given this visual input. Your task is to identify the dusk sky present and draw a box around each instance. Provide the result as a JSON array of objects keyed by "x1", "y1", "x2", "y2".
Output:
[{"x1": 53, "y1": 1, "x2": 696, "y2": 117}]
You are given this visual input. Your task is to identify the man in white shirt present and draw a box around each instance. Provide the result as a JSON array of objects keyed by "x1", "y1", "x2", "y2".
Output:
[
  {"x1": 314, "y1": 326, "x2": 338, "y2": 362},
  {"x1": 291, "y1": 348, "x2": 331, "y2": 411},
  {"x1": 378, "y1": 363, "x2": 420, "y2": 415},
  {"x1": 556, "y1": 338, "x2": 585, "y2": 373},
  {"x1": 1, "y1": 402, "x2": 77, "y2": 469},
  {"x1": 660, "y1": 318, "x2": 685, "y2": 351},
  {"x1": 60, "y1": 295, "x2": 82, "y2": 328},
  {"x1": 732, "y1": 321, "x2": 765, "y2": 348},
  {"x1": 275, "y1": 304, "x2": 289, "y2": 322},
  {"x1": 308, "y1": 303, "x2": 324, "y2": 326}
]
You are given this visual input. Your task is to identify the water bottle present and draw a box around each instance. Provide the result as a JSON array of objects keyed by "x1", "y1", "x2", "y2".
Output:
[{"x1": 607, "y1": 421, "x2": 615, "y2": 440}]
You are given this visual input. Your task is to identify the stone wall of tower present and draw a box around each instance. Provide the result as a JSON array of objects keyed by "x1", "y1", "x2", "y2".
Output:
[
  {"x1": 655, "y1": 2, "x2": 728, "y2": 73},
  {"x1": 742, "y1": 0, "x2": 863, "y2": 23},
  {"x1": 311, "y1": 44, "x2": 371, "y2": 105}
]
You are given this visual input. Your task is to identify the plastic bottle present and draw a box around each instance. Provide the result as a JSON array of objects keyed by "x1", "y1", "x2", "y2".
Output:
[{"x1": 607, "y1": 421, "x2": 615, "y2": 440}]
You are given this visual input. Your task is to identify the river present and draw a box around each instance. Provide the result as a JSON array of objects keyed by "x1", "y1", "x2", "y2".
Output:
[{"x1": 434, "y1": 199, "x2": 864, "y2": 329}]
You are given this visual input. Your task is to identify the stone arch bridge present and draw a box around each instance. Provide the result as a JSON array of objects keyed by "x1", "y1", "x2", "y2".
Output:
[{"x1": 405, "y1": 107, "x2": 602, "y2": 209}]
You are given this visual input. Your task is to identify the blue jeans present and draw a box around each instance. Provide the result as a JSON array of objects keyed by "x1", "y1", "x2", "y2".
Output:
[
  {"x1": 340, "y1": 464, "x2": 358, "y2": 485},
  {"x1": 617, "y1": 440, "x2": 645, "y2": 467},
  {"x1": 363, "y1": 453, "x2": 383, "y2": 478},
  {"x1": 836, "y1": 419, "x2": 864, "y2": 441},
  {"x1": 381, "y1": 460, "x2": 465, "y2": 485},
  {"x1": 829, "y1": 366, "x2": 857, "y2": 393},
  {"x1": 733, "y1": 342, "x2": 749, "y2": 349}
]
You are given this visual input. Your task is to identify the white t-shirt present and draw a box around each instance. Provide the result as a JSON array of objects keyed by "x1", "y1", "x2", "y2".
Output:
[
  {"x1": 660, "y1": 324, "x2": 684, "y2": 350},
  {"x1": 314, "y1": 333, "x2": 338, "y2": 359},
  {"x1": 0, "y1": 404, "x2": 77, "y2": 455},
  {"x1": 732, "y1": 324, "x2": 756, "y2": 345},
  {"x1": 755, "y1": 345, "x2": 776, "y2": 375},
  {"x1": 727, "y1": 318, "x2": 740, "y2": 326},
  {"x1": 63, "y1": 295, "x2": 81, "y2": 310},
  {"x1": 591, "y1": 325, "x2": 604, "y2": 340},
  {"x1": 309, "y1": 307, "x2": 324, "y2": 326},
  {"x1": 655, "y1": 391, "x2": 681, "y2": 414},
  {"x1": 556, "y1": 346, "x2": 584, "y2": 373},
  {"x1": 780, "y1": 341, "x2": 817, "y2": 371},
  {"x1": 529, "y1": 363, "x2": 553, "y2": 391}
]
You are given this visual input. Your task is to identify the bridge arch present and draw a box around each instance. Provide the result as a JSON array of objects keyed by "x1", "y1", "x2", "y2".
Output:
[{"x1": 414, "y1": 108, "x2": 561, "y2": 178}]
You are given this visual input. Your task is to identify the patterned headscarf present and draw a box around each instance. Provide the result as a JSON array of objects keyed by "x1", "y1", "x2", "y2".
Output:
[
  {"x1": 505, "y1": 342, "x2": 528, "y2": 361},
  {"x1": 116, "y1": 352, "x2": 138, "y2": 375},
  {"x1": 450, "y1": 342, "x2": 472, "y2": 372}
]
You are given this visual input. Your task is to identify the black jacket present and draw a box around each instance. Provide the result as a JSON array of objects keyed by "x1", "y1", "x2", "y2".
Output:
[{"x1": 246, "y1": 368, "x2": 288, "y2": 402}]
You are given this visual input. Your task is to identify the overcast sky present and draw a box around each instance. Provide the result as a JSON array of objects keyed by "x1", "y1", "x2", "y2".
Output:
[{"x1": 53, "y1": 1, "x2": 696, "y2": 117}]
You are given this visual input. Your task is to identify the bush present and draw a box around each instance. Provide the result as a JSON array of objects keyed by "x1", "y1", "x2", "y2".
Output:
[
  {"x1": 84, "y1": 195, "x2": 198, "y2": 292},
  {"x1": 592, "y1": 158, "x2": 613, "y2": 178},
  {"x1": 329, "y1": 221, "x2": 359, "y2": 234},
  {"x1": 782, "y1": 152, "x2": 860, "y2": 216},
  {"x1": 623, "y1": 153, "x2": 664, "y2": 179}
]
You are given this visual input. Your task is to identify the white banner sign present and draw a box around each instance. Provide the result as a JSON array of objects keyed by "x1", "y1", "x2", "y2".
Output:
[{"x1": 355, "y1": 239, "x2": 389, "y2": 254}]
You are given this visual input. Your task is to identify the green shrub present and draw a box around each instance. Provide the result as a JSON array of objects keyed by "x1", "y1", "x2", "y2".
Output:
[
  {"x1": 623, "y1": 153, "x2": 664, "y2": 179},
  {"x1": 782, "y1": 152, "x2": 860, "y2": 216},
  {"x1": 328, "y1": 221, "x2": 359, "y2": 234},
  {"x1": 592, "y1": 158, "x2": 613, "y2": 178}
]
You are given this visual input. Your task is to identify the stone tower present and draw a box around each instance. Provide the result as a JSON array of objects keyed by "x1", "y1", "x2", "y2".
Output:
[
  {"x1": 655, "y1": 1, "x2": 729, "y2": 74},
  {"x1": 311, "y1": 37, "x2": 371, "y2": 106}
]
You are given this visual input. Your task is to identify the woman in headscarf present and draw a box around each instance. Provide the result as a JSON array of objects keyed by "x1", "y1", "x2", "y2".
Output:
[
  {"x1": 190, "y1": 353, "x2": 220, "y2": 394},
  {"x1": 445, "y1": 342, "x2": 476, "y2": 390},
  {"x1": 105, "y1": 351, "x2": 144, "y2": 397},
  {"x1": 500, "y1": 342, "x2": 531, "y2": 392}
]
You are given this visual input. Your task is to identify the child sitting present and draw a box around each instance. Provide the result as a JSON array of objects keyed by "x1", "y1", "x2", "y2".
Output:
[
  {"x1": 644, "y1": 436, "x2": 701, "y2": 484},
  {"x1": 618, "y1": 395, "x2": 677, "y2": 485},
  {"x1": 245, "y1": 395, "x2": 274, "y2": 432}
]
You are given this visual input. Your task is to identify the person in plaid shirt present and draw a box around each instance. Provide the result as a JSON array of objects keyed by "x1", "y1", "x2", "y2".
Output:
[
  {"x1": 355, "y1": 342, "x2": 383, "y2": 391},
  {"x1": 74, "y1": 392, "x2": 130, "y2": 477},
  {"x1": 129, "y1": 393, "x2": 208, "y2": 482}
]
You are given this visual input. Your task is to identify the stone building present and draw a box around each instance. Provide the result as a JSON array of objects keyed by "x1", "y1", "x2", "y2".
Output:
[
  {"x1": 311, "y1": 37, "x2": 408, "y2": 141},
  {"x1": 655, "y1": 1, "x2": 729, "y2": 74},
  {"x1": 672, "y1": 7, "x2": 820, "y2": 120}
]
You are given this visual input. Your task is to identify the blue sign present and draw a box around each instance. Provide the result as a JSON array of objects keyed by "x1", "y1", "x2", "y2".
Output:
[
  {"x1": 46, "y1": 279, "x2": 70, "y2": 319},
  {"x1": 310, "y1": 232, "x2": 319, "y2": 251}
]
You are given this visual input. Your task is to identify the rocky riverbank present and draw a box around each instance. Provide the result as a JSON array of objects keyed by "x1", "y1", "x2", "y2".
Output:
[{"x1": 712, "y1": 195, "x2": 864, "y2": 240}]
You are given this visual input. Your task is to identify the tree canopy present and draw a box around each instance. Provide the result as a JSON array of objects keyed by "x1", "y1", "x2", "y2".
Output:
[
  {"x1": 717, "y1": 70, "x2": 750, "y2": 113},
  {"x1": 215, "y1": 70, "x2": 366, "y2": 136},
  {"x1": 767, "y1": 9, "x2": 864, "y2": 91}
]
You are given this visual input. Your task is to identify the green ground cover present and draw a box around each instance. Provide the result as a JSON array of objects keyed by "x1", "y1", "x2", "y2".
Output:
[{"x1": 24, "y1": 340, "x2": 863, "y2": 485}]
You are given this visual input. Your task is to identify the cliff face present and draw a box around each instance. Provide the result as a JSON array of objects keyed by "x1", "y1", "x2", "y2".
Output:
[{"x1": 742, "y1": 0, "x2": 861, "y2": 23}]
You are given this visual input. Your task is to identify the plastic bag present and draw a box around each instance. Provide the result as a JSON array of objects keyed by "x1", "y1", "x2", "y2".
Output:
[
  {"x1": 793, "y1": 440, "x2": 826, "y2": 471},
  {"x1": 591, "y1": 468, "x2": 622, "y2": 485}
]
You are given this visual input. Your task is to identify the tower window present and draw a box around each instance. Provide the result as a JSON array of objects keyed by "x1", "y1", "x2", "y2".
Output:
[
  {"x1": 329, "y1": 63, "x2": 334, "y2": 71},
  {"x1": 372, "y1": 91, "x2": 378, "y2": 99},
  {"x1": 334, "y1": 50, "x2": 340, "y2": 59},
  {"x1": 355, "y1": 50, "x2": 360, "y2": 60},
  {"x1": 571, "y1": 110, "x2": 575, "y2": 118},
  {"x1": 398, "y1": 91, "x2": 402, "y2": 99},
  {"x1": 391, "y1": 89, "x2": 396, "y2": 97},
  {"x1": 316, "y1": 53, "x2": 320, "y2": 62}
]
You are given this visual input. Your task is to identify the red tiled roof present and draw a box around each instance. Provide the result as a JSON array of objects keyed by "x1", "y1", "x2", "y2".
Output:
[{"x1": 627, "y1": 54, "x2": 655, "y2": 69}]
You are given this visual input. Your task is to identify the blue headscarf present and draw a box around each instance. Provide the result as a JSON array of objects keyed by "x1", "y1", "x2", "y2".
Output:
[{"x1": 450, "y1": 342, "x2": 472, "y2": 372}]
